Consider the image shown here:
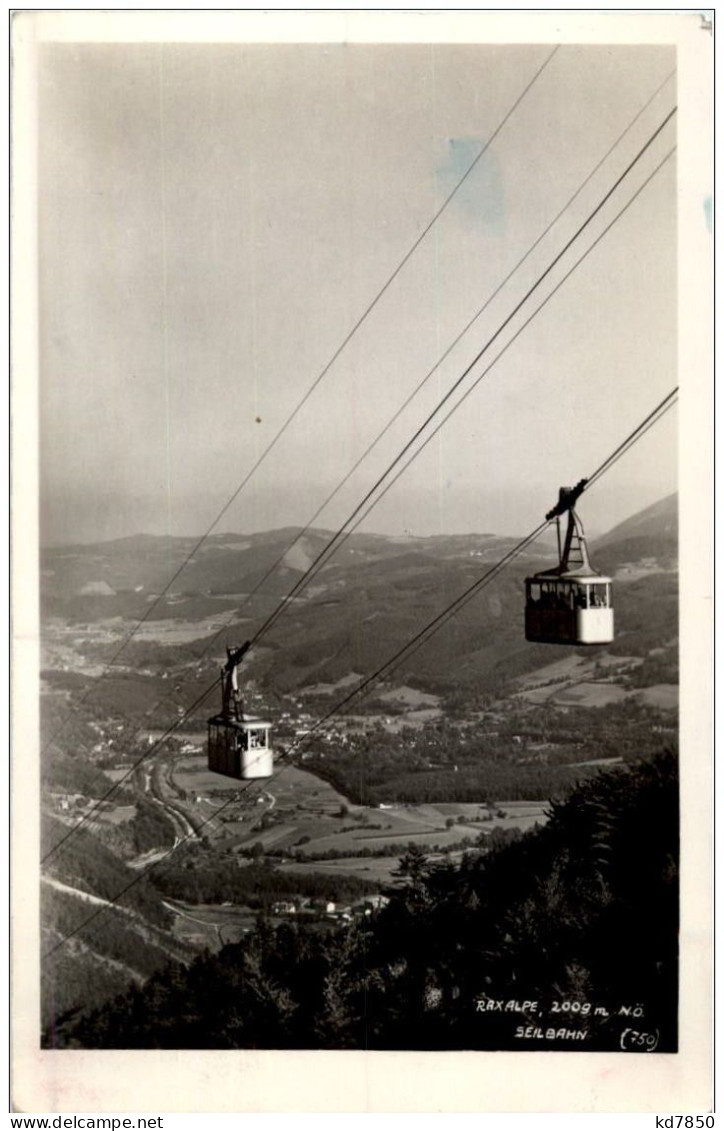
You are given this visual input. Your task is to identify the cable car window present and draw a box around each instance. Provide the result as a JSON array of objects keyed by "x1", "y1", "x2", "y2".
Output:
[
  {"x1": 553, "y1": 583, "x2": 572, "y2": 609},
  {"x1": 247, "y1": 728, "x2": 267, "y2": 749},
  {"x1": 588, "y1": 583, "x2": 609, "y2": 608}
]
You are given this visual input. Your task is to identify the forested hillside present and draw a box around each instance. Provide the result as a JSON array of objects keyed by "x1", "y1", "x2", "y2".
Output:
[
  {"x1": 41, "y1": 815, "x2": 192, "y2": 1037},
  {"x1": 57, "y1": 749, "x2": 678, "y2": 1051},
  {"x1": 40, "y1": 495, "x2": 679, "y2": 1045}
]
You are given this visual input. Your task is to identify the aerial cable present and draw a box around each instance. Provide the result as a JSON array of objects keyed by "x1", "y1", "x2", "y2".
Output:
[
  {"x1": 44, "y1": 65, "x2": 675, "y2": 805},
  {"x1": 291, "y1": 525, "x2": 551, "y2": 746},
  {"x1": 41, "y1": 46, "x2": 560, "y2": 759},
  {"x1": 300, "y1": 147, "x2": 678, "y2": 568},
  {"x1": 266, "y1": 388, "x2": 679, "y2": 749},
  {"x1": 247, "y1": 115, "x2": 674, "y2": 651},
  {"x1": 248, "y1": 111, "x2": 677, "y2": 647},
  {"x1": 37, "y1": 59, "x2": 664, "y2": 779},
  {"x1": 204, "y1": 67, "x2": 676, "y2": 637},
  {"x1": 585, "y1": 390, "x2": 679, "y2": 490},
  {"x1": 346, "y1": 396, "x2": 679, "y2": 697},
  {"x1": 40, "y1": 124, "x2": 676, "y2": 865},
  {"x1": 42, "y1": 386, "x2": 678, "y2": 963}
]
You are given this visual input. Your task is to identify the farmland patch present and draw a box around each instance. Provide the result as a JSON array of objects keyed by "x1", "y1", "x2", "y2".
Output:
[
  {"x1": 93, "y1": 804, "x2": 136, "y2": 826},
  {"x1": 518, "y1": 681, "x2": 633, "y2": 708},
  {"x1": 550, "y1": 683, "x2": 630, "y2": 707},
  {"x1": 636, "y1": 684, "x2": 678, "y2": 710},
  {"x1": 131, "y1": 616, "x2": 242, "y2": 645},
  {"x1": 299, "y1": 672, "x2": 364, "y2": 696},
  {"x1": 280, "y1": 856, "x2": 402, "y2": 885},
  {"x1": 378, "y1": 685, "x2": 440, "y2": 708},
  {"x1": 515, "y1": 655, "x2": 589, "y2": 688}
]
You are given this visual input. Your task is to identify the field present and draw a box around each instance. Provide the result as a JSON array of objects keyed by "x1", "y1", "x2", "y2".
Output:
[
  {"x1": 130, "y1": 615, "x2": 243, "y2": 645},
  {"x1": 280, "y1": 856, "x2": 402, "y2": 884},
  {"x1": 513, "y1": 648, "x2": 673, "y2": 712},
  {"x1": 549, "y1": 682, "x2": 630, "y2": 707},
  {"x1": 259, "y1": 764, "x2": 356, "y2": 812},
  {"x1": 515, "y1": 655, "x2": 590, "y2": 687},
  {"x1": 377, "y1": 685, "x2": 440, "y2": 708},
  {"x1": 518, "y1": 679, "x2": 678, "y2": 710},
  {"x1": 169, "y1": 758, "x2": 361, "y2": 843},
  {"x1": 164, "y1": 754, "x2": 548, "y2": 877},
  {"x1": 637, "y1": 684, "x2": 678, "y2": 709},
  {"x1": 298, "y1": 673, "x2": 363, "y2": 696},
  {"x1": 91, "y1": 804, "x2": 136, "y2": 826},
  {"x1": 342, "y1": 709, "x2": 442, "y2": 732},
  {"x1": 276, "y1": 802, "x2": 547, "y2": 884},
  {"x1": 164, "y1": 899, "x2": 257, "y2": 949}
]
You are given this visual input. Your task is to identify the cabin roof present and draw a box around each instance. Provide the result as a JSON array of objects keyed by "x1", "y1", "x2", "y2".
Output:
[
  {"x1": 208, "y1": 714, "x2": 272, "y2": 729},
  {"x1": 526, "y1": 570, "x2": 612, "y2": 584}
]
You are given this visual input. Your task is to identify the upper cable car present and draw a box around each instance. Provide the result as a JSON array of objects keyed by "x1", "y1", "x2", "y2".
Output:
[
  {"x1": 207, "y1": 642, "x2": 274, "y2": 780},
  {"x1": 525, "y1": 480, "x2": 613, "y2": 646}
]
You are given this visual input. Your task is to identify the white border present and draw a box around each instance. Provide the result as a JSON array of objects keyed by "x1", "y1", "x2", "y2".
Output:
[{"x1": 10, "y1": 10, "x2": 714, "y2": 1115}]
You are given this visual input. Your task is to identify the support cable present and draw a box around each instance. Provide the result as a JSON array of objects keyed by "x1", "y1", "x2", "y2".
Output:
[
  {"x1": 290, "y1": 149, "x2": 678, "y2": 575},
  {"x1": 40, "y1": 123, "x2": 676, "y2": 866},
  {"x1": 210, "y1": 68, "x2": 676, "y2": 631},
  {"x1": 42, "y1": 387, "x2": 678, "y2": 961},
  {"x1": 42, "y1": 46, "x2": 560, "y2": 756},
  {"x1": 49, "y1": 67, "x2": 674, "y2": 799},
  {"x1": 248, "y1": 116, "x2": 676, "y2": 647}
]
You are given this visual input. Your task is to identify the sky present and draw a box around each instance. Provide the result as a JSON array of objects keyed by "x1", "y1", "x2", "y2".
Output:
[{"x1": 37, "y1": 39, "x2": 678, "y2": 544}]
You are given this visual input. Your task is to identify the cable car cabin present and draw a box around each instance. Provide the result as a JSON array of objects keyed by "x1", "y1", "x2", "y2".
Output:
[
  {"x1": 207, "y1": 641, "x2": 274, "y2": 780},
  {"x1": 525, "y1": 574, "x2": 613, "y2": 645},
  {"x1": 207, "y1": 714, "x2": 273, "y2": 780},
  {"x1": 525, "y1": 481, "x2": 614, "y2": 646}
]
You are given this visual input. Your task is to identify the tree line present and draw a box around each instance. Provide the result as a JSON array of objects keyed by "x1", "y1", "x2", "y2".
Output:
[
  {"x1": 53, "y1": 748, "x2": 679, "y2": 1052},
  {"x1": 150, "y1": 856, "x2": 380, "y2": 908}
]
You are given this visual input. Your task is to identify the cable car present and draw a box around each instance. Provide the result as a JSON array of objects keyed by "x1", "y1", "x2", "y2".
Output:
[
  {"x1": 525, "y1": 480, "x2": 613, "y2": 646},
  {"x1": 207, "y1": 642, "x2": 274, "y2": 780}
]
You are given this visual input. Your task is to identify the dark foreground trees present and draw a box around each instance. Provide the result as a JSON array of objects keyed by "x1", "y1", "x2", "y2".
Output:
[{"x1": 56, "y1": 749, "x2": 678, "y2": 1051}]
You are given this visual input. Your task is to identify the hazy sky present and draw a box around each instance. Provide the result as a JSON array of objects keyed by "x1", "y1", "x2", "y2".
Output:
[{"x1": 38, "y1": 40, "x2": 677, "y2": 544}]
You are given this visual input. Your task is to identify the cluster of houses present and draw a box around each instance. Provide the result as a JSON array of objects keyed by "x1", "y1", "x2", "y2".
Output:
[
  {"x1": 270, "y1": 894, "x2": 390, "y2": 922},
  {"x1": 85, "y1": 719, "x2": 129, "y2": 763},
  {"x1": 49, "y1": 792, "x2": 85, "y2": 813}
]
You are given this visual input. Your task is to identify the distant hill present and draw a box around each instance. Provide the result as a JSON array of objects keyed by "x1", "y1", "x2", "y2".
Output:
[
  {"x1": 594, "y1": 493, "x2": 677, "y2": 576},
  {"x1": 248, "y1": 494, "x2": 677, "y2": 695},
  {"x1": 596, "y1": 493, "x2": 677, "y2": 546},
  {"x1": 40, "y1": 494, "x2": 678, "y2": 600},
  {"x1": 40, "y1": 494, "x2": 678, "y2": 697}
]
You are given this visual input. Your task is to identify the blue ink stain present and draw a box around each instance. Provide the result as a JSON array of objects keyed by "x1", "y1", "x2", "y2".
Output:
[
  {"x1": 703, "y1": 195, "x2": 712, "y2": 233},
  {"x1": 437, "y1": 137, "x2": 505, "y2": 235}
]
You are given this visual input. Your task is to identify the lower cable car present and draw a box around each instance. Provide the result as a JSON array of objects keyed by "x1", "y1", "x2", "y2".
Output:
[
  {"x1": 525, "y1": 480, "x2": 614, "y2": 646},
  {"x1": 207, "y1": 642, "x2": 273, "y2": 780}
]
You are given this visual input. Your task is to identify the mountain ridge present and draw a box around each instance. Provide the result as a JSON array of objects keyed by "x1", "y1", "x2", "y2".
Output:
[{"x1": 41, "y1": 492, "x2": 677, "y2": 554}]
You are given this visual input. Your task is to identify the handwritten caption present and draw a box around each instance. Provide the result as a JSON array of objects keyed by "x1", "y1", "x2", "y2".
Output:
[{"x1": 473, "y1": 995, "x2": 659, "y2": 1049}]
